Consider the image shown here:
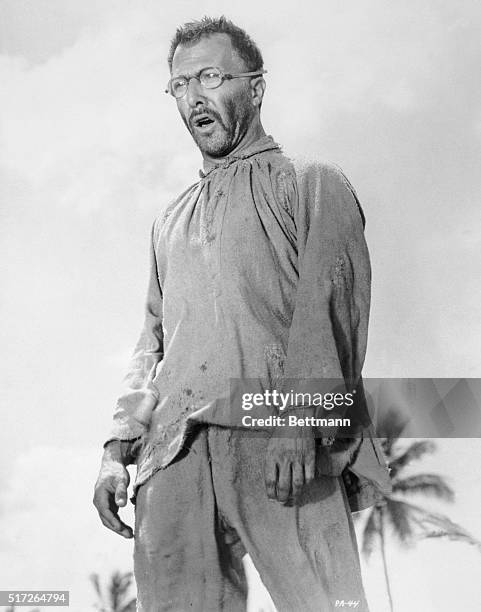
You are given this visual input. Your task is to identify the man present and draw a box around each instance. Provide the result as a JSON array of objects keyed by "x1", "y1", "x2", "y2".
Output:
[{"x1": 93, "y1": 16, "x2": 391, "y2": 612}]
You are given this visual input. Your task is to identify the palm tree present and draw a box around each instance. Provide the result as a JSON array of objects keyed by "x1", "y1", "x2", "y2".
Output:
[
  {"x1": 356, "y1": 409, "x2": 481, "y2": 612},
  {"x1": 90, "y1": 570, "x2": 136, "y2": 612}
]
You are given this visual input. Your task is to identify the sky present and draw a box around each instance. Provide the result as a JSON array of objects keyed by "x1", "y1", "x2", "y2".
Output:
[{"x1": 1, "y1": 1, "x2": 481, "y2": 610}]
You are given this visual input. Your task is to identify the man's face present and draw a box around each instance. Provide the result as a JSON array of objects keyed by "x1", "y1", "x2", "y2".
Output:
[{"x1": 171, "y1": 33, "x2": 257, "y2": 158}]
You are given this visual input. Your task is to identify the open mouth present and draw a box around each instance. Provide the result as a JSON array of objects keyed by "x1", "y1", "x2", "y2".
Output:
[{"x1": 192, "y1": 114, "x2": 216, "y2": 129}]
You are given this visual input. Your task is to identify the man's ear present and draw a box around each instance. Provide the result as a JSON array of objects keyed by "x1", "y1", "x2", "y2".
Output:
[{"x1": 250, "y1": 76, "x2": 266, "y2": 108}]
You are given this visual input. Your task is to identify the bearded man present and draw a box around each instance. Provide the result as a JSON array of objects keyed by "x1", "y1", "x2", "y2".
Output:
[{"x1": 94, "y1": 16, "x2": 391, "y2": 612}]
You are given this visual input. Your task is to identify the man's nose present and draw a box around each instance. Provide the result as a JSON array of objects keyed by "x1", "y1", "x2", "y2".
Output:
[{"x1": 184, "y1": 77, "x2": 207, "y2": 108}]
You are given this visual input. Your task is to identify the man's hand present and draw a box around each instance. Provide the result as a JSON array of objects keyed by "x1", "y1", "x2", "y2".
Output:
[
  {"x1": 265, "y1": 429, "x2": 316, "y2": 503},
  {"x1": 93, "y1": 441, "x2": 135, "y2": 538}
]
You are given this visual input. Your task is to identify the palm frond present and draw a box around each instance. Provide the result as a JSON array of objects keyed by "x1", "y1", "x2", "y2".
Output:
[
  {"x1": 418, "y1": 511, "x2": 481, "y2": 551},
  {"x1": 109, "y1": 572, "x2": 122, "y2": 610},
  {"x1": 119, "y1": 597, "x2": 137, "y2": 612},
  {"x1": 389, "y1": 440, "x2": 436, "y2": 478},
  {"x1": 360, "y1": 434, "x2": 481, "y2": 611},
  {"x1": 376, "y1": 407, "x2": 410, "y2": 442},
  {"x1": 109, "y1": 571, "x2": 135, "y2": 611},
  {"x1": 385, "y1": 499, "x2": 481, "y2": 551},
  {"x1": 384, "y1": 498, "x2": 417, "y2": 546},
  {"x1": 90, "y1": 572, "x2": 104, "y2": 605},
  {"x1": 113, "y1": 571, "x2": 133, "y2": 596},
  {"x1": 380, "y1": 437, "x2": 397, "y2": 459},
  {"x1": 392, "y1": 474, "x2": 454, "y2": 502}
]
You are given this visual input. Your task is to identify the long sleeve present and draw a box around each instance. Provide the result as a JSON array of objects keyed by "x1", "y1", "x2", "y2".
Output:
[
  {"x1": 284, "y1": 160, "x2": 391, "y2": 508},
  {"x1": 284, "y1": 161, "x2": 370, "y2": 406},
  {"x1": 104, "y1": 222, "x2": 164, "y2": 445}
]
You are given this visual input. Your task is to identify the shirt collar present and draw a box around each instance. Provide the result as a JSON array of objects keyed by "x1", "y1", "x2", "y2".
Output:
[{"x1": 199, "y1": 135, "x2": 281, "y2": 178}]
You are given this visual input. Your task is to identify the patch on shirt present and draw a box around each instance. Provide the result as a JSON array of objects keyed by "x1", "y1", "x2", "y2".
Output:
[
  {"x1": 264, "y1": 344, "x2": 286, "y2": 384},
  {"x1": 276, "y1": 170, "x2": 293, "y2": 216},
  {"x1": 331, "y1": 255, "x2": 352, "y2": 290}
]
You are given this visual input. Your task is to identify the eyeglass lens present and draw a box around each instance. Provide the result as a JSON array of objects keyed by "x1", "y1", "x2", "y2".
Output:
[{"x1": 170, "y1": 68, "x2": 223, "y2": 98}]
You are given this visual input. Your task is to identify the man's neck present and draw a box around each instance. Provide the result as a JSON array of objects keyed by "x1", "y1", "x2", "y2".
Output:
[{"x1": 202, "y1": 118, "x2": 266, "y2": 166}]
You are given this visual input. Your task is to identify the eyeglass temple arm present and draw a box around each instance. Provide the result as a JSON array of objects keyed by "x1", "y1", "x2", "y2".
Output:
[{"x1": 225, "y1": 69, "x2": 267, "y2": 79}]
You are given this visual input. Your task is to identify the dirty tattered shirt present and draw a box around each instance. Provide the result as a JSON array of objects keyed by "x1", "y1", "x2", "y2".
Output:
[{"x1": 105, "y1": 135, "x2": 391, "y2": 511}]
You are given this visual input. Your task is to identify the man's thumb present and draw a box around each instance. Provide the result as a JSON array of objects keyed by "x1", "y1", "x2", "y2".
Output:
[{"x1": 115, "y1": 481, "x2": 128, "y2": 506}]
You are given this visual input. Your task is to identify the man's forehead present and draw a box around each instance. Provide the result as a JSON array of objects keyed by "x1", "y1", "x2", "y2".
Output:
[{"x1": 171, "y1": 33, "x2": 245, "y2": 75}]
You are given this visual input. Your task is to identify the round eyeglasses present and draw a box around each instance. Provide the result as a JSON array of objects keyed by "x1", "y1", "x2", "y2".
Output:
[{"x1": 165, "y1": 66, "x2": 267, "y2": 99}]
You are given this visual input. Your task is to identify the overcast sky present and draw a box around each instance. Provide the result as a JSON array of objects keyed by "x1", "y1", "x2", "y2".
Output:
[{"x1": 1, "y1": 1, "x2": 481, "y2": 611}]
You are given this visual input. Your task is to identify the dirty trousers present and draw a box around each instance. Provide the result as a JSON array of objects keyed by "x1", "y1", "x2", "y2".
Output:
[{"x1": 134, "y1": 426, "x2": 369, "y2": 612}]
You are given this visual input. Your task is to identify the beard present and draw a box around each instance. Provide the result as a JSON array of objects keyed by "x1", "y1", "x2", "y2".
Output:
[{"x1": 187, "y1": 91, "x2": 254, "y2": 158}]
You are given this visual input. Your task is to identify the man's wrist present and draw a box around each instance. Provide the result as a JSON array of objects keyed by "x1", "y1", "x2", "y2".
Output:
[
  {"x1": 103, "y1": 439, "x2": 139, "y2": 466},
  {"x1": 273, "y1": 406, "x2": 338, "y2": 442},
  {"x1": 271, "y1": 406, "x2": 317, "y2": 438}
]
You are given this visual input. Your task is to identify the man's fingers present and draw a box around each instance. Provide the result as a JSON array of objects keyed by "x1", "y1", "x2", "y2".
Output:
[
  {"x1": 115, "y1": 481, "x2": 128, "y2": 507},
  {"x1": 99, "y1": 503, "x2": 122, "y2": 531},
  {"x1": 276, "y1": 462, "x2": 292, "y2": 503},
  {"x1": 99, "y1": 504, "x2": 134, "y2": 538},
  {"x1": 94, "y1": 487, "x2": 133, "y2": 538},
  {"x1": 291, "y1": 462, "x2": 305, "y2": 499},
  {"x1": 99, "y1": 512, "x2": 121, "y2": 532},
  {"x1": 265, "y1": 458, "x2": 279, "y2": 500},
  {"x1": 115, "y1": 521, "x2": 134, "y2": 539},
  {"x1": 94, "y1": 488, "x2": 120, "y2": 527},
  {"x1": 265, "y1": 437, "x2": 317, "y2": 503},
  {"x1": 99, "y1": 512, "x2": 134, "y2": 539},
  {"x1": 107, "y1": 491, "x2": 133, "y2": 538},
  {"x1": 304, "y1": 450, "x2": 316, "y2": 484}
]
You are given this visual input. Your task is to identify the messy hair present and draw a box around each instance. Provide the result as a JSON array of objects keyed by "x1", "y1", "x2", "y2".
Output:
[{"x1": 167, "y1": 16, "x2": 264, "y2": 73}]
